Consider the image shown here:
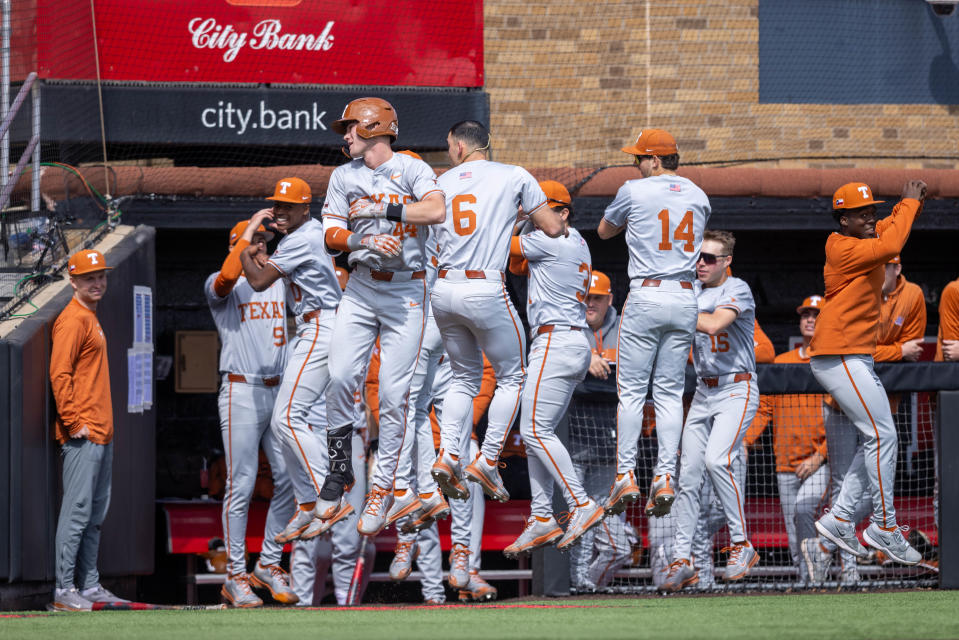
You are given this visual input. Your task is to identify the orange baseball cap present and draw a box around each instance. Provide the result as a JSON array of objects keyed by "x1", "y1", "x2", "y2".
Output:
[
  {"x1": 588, "y1": 270, "x2": 612, "y2": 296},
  {"x1": 539, "y1": 180, "x2": 572, "y2": 208},
  {"x1": 397, "y1": 150, "x2": 423, "y2": 160},
  {"x1": 229, "y1": 220, "x2": 273, "y2": 248},
  {"x1": 832, "y1": 182, "x2": 884, "y2": 210},
  {"x1": 68, "y1": 249, "x2": 112, "y2": 276},
  {"x1": 796, "y1": 295, "x2": 824, "y2": 314},
  {"x1": 266, "y1": 177, "x2": 312, "y2": 204},
  {"x1": 621, "y1": 129, "x2": 678, "y2": 156},
  {"x1": 335, "y1": 267, "x2": 350, "y2": 291}
]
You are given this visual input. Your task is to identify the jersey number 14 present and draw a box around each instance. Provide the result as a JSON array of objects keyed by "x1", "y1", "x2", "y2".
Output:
[{"x1": 657, "y1": 209, "x2": 695, "y2": 252}]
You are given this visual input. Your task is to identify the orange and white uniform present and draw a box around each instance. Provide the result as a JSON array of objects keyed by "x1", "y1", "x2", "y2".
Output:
[
  {"x1": 875, "y1": 268, "x2": 926, "y2": 363},
  {"x1": 808, "y1": 184, "x2": 922, "y2": 530},
  {"x1": 935, "y1": 277, "x2": 959, "y2": 361}
]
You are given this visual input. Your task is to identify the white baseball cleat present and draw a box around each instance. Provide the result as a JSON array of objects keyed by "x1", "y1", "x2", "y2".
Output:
[
  {"x1": 464, "y1": 454, "x2": 509, "y2": 503},
  {"x1": 448, "y1": 543, "x2": 472, "y2": 589},
  {"x1": 556, "y1": 500, "x2": 606, "y2": 551},
  {"x1": 385, "y1": 489, "x2": 422, "y2": 527},
  {"x1": 79, "y1": 584, "x2": 130, "y2": 603},
  {"x1": 815, "y1": 512, "x2": 868, "y2": 558},
  {"x1": 389, "y1": 540, "x2": 419, "y2": 581},
  {"x1": 50, "y1": 588, "x2": 92, "y2": 611},
  {"x1": 723, "y1": 541, "x2": 758, "y2": 581},
  {"x1": 801, "y1": 538, "x2": 833, "y2": 586},
  {"x1": 315, "y1": 496, "x2": 343, "y2": 521},
  {"x1": 274, "y1": 507, "x2": 315, "y2": 544},
  {"x1": 503, "y1": 516, "x2": 563, "y2": 559},
  {"x1": 301, "y1": 502, "x2": 355, "y2": 540},
  {"x1": 657, "y1": 558, "x2": 698, "y2": 594},
  {"x1": 250, "y1": 562, "x2": 299, "y2": 605},
  {"x1": 605, "y1": 470, "x2": 641, "y2": 516},
  {"x1": 645, "y1": 474, "x2": 675, "y2": 518},
  {"x1": 431, "y1": 449, "x2": 470, "y2": 501},
  {"x1": 458, "y1": 570, "x2": 497, "y2": 602},
  {"x1": 357, "y1": 485, "x2": 394, "y2": 536},
  {"x1": 221, "y1": 574, "x2": 263, "y2": 608},
  {"x1": 401, "y1": 491, "x2": 451, "y2": 534},
  {"x1": 862, "y1": 523, "x2": 922, "y2": 565}
]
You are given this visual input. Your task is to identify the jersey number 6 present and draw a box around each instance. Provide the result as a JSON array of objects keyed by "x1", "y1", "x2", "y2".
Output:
[
  {"x1": 452, "y1": 194, "x2": 477, "y2": 237},
  {"x1": 657, "y1": 209, "x2": 695, "y2": 252}
]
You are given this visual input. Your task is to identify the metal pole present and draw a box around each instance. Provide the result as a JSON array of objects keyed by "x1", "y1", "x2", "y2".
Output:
[
  {"x1": 30, "y1": 81, "x2": 38, "y2": 213},
  {"x1": 2, "y1": 0, "x2": 11, "y2": 193}
]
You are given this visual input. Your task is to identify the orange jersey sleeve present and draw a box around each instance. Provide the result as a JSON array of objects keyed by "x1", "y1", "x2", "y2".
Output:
[
  {"x1": 875, "y1": 277, "x2": 927, "y2": 362},
  {"x1": 364, "y1": 340, "x2": 382, "y2": 426},
  {"x1": 213, "y1": 239, "x2": 249, "y2": 298},
  {"x1": 508, "y1": 237, "x2": 529, "y2": 276},
  {"x1": 753, "y1": 319, "x2": 775, "y2": 364},
  {"x1": 809, "y1": 198, "x2": 922, "y2": 357},
  {"x1": 936, "y1": 278, "x2": 959, "y2": 361},
  {"x1": 744, "y1": 394, "x2": 773, "y2": 448}
]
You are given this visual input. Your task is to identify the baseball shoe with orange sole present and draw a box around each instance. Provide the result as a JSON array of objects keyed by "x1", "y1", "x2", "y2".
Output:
[
  {"x1": 402, "y1": 491, "x2": 451, "y2": 533},
  {"x1": 557, "y1": 500, "x2": 606, "y2": 551},
  {"x1": 723, "y1": 541, "x2": 758, "y2": 581},
  {"x1": 658, "y1": 559, "x2": 698, "y2": 594},
  {"x1": 448, "y1": 543, "x2": 472, "y2": 589},
  {"x1": 358, "y1": 485, "x2": 394, "y2": 536},
  {"x1": 464, "y1": 454, "x2": 509, "y2": 503},
  {"x1": 644, "y1": 474, "x2": 675, "y2": 518},
  {"x1": 274, "y1": 507, "x2": 315, "y2": 544},
  {"x1": 250, "y1": 562, "x2": 299, "y2": 605},
  {"x1": 458, "y1": 570, "x2": 497, "y2": 602},
  {"x1": 432, "y1": 449, "x2": 470, "y2": 501},
  {"x1": 389, "y1": 540, "x2": 419, "y2": 581},
  {"x1": 221, "y1": 574, "x2": 263, "y2": 608},
  {"x1": 301, "y1": 502, "x2": 354, "y2": 540},
  {"x1": 605, "y1": 470, "x2": 641, "y2": 516},
  {"x1": 504, "y1": 516, "x2": 563, "y2": 558},
  {"x1": 385, "y1": 488, "x2": 422, "y2": 527}
]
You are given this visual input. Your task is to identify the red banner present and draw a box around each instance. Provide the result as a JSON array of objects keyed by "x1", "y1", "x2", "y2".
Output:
[{"x1": 21, "y1": 0, "x2": 483, "y2": 87}]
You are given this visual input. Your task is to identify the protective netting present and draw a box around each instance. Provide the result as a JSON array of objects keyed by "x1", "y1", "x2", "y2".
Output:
[{"x1": 566, "y1": 375, "x2": 940, "y2": 593}]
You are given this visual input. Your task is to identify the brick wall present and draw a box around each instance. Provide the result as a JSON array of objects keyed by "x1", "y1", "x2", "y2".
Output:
[{"x1": 484, "y1": 0, "x2": 959, "y2": 171}]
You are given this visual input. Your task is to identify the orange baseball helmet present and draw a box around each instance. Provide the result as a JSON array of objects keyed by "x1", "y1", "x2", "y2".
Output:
[
  {"x1": 331, "y1": 97, "x2": 399, "y2": 139},
  {"x1": 622, "y1": 129, "x2": 678, "y2": 156},
  {"x1": 832, "y1": 182, "x2": 884, "y2": 210},
  {"x1": 796, "y1": 295, "x2": 824, "y2": 314}
]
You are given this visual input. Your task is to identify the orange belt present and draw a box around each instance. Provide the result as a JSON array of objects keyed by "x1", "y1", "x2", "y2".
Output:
[
  {"x1": 537, "y1": 325, "x2": 583, "y2": 335},
  {"x1": 227, "y1": 373, "x2": 281, "y2": 387},
  {"x1": 302, "y1": 309, "x2": 323, "y2": 323},
  {"x1": 642, "y1": 278, "x2": 693, "y2": 290},
  {"x1": 369, "y1": 268, "x2": 426, "y2": 282},
  {"x1": 701, "y1": 372, "x2": 752, "y2": 388},
  {"x1": 438, "y1": 269, "x2": 496, "y2": 280}
]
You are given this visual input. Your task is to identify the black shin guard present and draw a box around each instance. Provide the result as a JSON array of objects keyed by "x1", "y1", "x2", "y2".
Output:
[{"x1": 319, "y1": 425, "x2": 355, "y2": 501}]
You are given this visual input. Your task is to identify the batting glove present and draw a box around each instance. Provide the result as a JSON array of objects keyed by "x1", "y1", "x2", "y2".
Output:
[
  {"x1": 349, "y1": 199, "x2": 405, "y2": 222},
  {"x1": 348, "y1": 233, "x2": 401, "y2": 257}
]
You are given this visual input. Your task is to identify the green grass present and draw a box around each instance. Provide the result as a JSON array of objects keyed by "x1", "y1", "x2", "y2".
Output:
[{"x1": 4, "y1": 591, "x2": 958, "y2": 640}]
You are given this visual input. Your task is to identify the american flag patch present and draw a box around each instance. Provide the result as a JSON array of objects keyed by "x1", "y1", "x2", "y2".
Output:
[
  {"x1": 895, "y1": 316, "x2": 904, "y2": 326},
  {"x1": 669, "y1": 183, "x2": 681, "y2": 192},
  {"x1": 459, "y1": 171, "x2": 472, "y2": 180}
]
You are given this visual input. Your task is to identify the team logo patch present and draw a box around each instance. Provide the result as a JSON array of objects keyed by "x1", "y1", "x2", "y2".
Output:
[
  {"x1": 669, "y1": 183, "x2": 681, "y2": 192},
  {"x1": 390, "y1": 173, "x2": 402, "y2": 181},
  {"x1": 835, "y1": 198, "x2": 844, "y2": 206},
  {"x1": 459, "y1": 171, "x2": 472, "y2": 180}
]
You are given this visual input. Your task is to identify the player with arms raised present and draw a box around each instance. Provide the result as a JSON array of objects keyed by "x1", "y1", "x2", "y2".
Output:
[
  {"x1": 806, "y1": 181, "x2": 926, "y2": 566},
  {"x1": 323, "y1": 98, "x2": 446, "y2": 537},
  {"x1": 598, "y1": 129, "x2": 710, "y2": 518}
]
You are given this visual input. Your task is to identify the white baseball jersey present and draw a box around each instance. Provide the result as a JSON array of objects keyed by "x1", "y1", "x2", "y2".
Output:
[
  {"x1": 518, "y1": 227, "x2": 591, "y2": 331},
  {"x1": 603, "y1": 175, "x2": 710, "y2": 282},
  {"x1": 434, "y1": 160, "x2": 547, "y2": 271},
  {"x1": 267, "y1": 217, "x2": 341, "y2": 317},
  {"x1": 204, "y1": 274, "x2": 287, "y2": 376},
  {"x1": 692, "y1": 277, "x2": 756, "y2": 377},
  {"x1": 322, "y1": 152, "x2": 442, "y2": 272}
]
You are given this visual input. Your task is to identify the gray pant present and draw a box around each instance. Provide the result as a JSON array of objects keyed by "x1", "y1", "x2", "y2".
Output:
[
  {"x1": 55, "y1": 439, "x2": 113, "y2": 590},
  {"x1": 777, "y1": 467, "x2": 829, "y2": 578}
]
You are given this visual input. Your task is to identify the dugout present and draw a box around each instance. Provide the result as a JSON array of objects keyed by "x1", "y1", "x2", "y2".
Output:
[{"x1": 0, "y1": 225, "x2": 156, "y2": 608}]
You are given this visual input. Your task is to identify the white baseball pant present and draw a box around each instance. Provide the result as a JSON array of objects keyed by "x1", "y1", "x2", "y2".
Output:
[
  {"x1": 615, "y1": 285, "x2": 698, "y2": 477},
  {"x1": 431, "y1": 274, "x2": 527, "y2": 463},
  {"x1": 671, "y1": 377, "x2": 758, "y2": 560},
  {"x1": 394, "y1": 313, "x2": 443, "y2": 495},
  {"x1": 218, "y1": 375, "x2": 294, "y2": 576},
  {"x1": 811, "y1": 355, "x2": 898, "y2": 529},
  {"x1": 776, "y1": 466, "x2": 829, "y2": 579},
  {"x1": 289, "y1": 429, "x2": 369, "y2": 605},
  {"x1": 327, "y1": 269, "x2": 428, "y2": 491},
  {"x1": 271, "y1": 310, "x2": 336, "y2": 504},
  {"x1": 521, "y1": 330, "x2": 592, "y2": 515}
]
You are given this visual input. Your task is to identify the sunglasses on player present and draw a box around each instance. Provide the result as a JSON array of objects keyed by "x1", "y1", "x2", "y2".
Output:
[{"x1": 697, "y1": 252, "x2": 728, "y2": 265}]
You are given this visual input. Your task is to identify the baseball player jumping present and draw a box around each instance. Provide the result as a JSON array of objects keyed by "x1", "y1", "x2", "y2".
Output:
[
  {"x1": 806, "y1": 181, "x2": 926, "y2": 566},
  {"x1": 423, "y1": 120, "x2": 563, "y2": 521},
  {"x1": 322, "y1": 97, "x2": 446, "y2": 537},
  {"x1": 238, "y1": 177, "x2": 344, "y2": 543},
  {"x1": 598, "y1": 129, "x2": 710, "y2": 518},
  {"x1": 659, "y1": 230, "x2": 760, "y2": 593},
  {"x1": 205, "y1": 218, "x2": 298, "y2": 607},
  {"x1": 503, "y1": 180, "x2": 606, "y2": 556}
]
